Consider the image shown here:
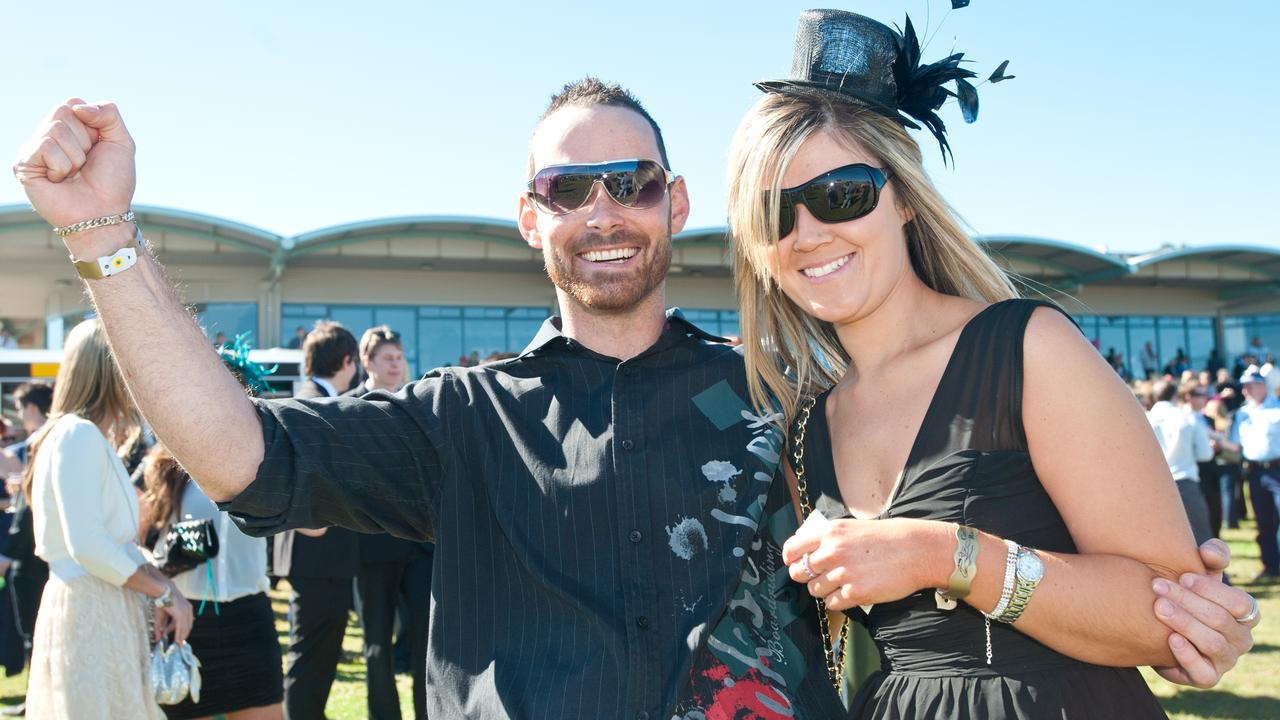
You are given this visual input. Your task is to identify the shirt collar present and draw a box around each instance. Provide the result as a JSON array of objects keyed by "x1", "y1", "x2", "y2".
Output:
[
  {"x1": 519, "y1": 307, "x2": 728, "y2": 358},
  {"x1": 310, "y1": 376, "x2": 338, "y2": 397}
]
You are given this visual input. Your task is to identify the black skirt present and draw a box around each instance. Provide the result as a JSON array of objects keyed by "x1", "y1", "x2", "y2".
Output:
[{"x1": 162, "y1": 591, "x2": 283, "y2": 719}]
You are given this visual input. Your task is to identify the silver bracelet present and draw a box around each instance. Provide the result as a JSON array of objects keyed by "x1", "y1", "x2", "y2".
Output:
[
  {"x1": 985, "y1": 540, "x2": 1019, "y2": 620},
  {"x1": 981, "y1": 539, "x2": 1019, "y2": 666},
  {"x1": 52, "y1": 210, "x2": 135, "y2": 237}
]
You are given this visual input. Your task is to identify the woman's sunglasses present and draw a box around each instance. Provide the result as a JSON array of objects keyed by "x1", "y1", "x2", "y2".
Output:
[
  {"x1": 527, "y1": 159, "x2": 675, "y2": 215},
  {"x1": 774, "y1": 163, "x2": 892, "y2": 238}
]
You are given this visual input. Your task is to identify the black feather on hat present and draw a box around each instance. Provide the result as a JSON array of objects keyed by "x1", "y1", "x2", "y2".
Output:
[{"x1": 755, "y1": 9, "x2": 1011, "y2": 165}]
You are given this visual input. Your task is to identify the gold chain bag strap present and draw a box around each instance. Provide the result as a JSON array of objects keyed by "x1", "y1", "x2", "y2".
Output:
[{"x1": 791, "y1": 396, "x2": 849, "y2": 690}]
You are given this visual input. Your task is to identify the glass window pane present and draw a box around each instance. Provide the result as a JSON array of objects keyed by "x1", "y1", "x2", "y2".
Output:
[
  {"x1": 1185, "y1": 318, "x2": 1216, "y2": 372},
  {"x1": 1096, "y1": 316, "x2": 1129, "y2": 378},
  {"x1": 329, "y1": 307, "x2": 373, "y2": 337},
  {"x1": 196, "y1": 302, "x2": 257, "y2": 344},
  {"x1": 419, "y1": 317, "x2": 463, "y2": 372},
  {"x1": 1128, "y1": 317, "x2": 1158, "y2": 379},
  {"x1": 1157, "y1": 317, "x2": 1189, "y2": 375},
  {"x1": 465, "y1": 318, "x2": 507, "y2": 360},
  {"x1": 507, "y1": 318, "x2": 546, "y2": 352}
]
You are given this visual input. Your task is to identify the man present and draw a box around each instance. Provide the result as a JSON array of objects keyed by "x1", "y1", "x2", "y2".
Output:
[
  {"x1": 1148, "y1": 380, "x2": 1214, "y2": 544},
  {"x1": 11, "y1": 87, "x2": 1259, "y2": 715},
  {"x1": 344, "y1": 326, "x2": 432, "y2": 720},
  {"x1": 271, "y1": 320, "x2": 361, "y2": 718},
  {"x1": 287, "y1": 325, "x2": 307, "y2": 349},
  {"x1": 1226, "y1": 371, "x2": 1280, "y2": 581}
]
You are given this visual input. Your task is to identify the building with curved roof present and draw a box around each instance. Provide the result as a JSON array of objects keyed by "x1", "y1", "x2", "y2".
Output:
[{"x1": 2, "y1": 204, "x2": 1277, "y2": 378}]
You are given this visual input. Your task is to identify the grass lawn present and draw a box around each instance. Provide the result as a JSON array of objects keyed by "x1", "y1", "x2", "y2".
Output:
[{"x1": 0, "y1": 526, "x2": 1272, "y2": 719}]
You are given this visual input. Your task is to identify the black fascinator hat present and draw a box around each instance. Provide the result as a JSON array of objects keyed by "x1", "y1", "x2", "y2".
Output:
[{"x1": 755, "y1": 8, "x2": 1012, "y2": 164}]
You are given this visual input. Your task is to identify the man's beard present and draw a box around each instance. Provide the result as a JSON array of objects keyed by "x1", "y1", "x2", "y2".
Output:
[{"x1": 544, "y1": 227, "x2": 672, "y2": 313}]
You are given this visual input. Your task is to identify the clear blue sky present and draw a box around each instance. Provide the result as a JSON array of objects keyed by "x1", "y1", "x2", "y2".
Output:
[{"x1": 2, "y1": 0, "x2": 1275, "y2": 254}]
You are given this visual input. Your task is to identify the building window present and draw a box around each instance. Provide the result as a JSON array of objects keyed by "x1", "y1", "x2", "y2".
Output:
[
  {"x1": 283, "y1": 303, "x2": 550, "y2": 377},
  {"x1": 1074, "y1": 314, "x2": 1222, "y2": 380},
  {"x1": 194, "y1": 302, "x2": 258, "y2": 345},
  {"x1": 682, "y1": 309, "x2": 740, "y2": 339}
]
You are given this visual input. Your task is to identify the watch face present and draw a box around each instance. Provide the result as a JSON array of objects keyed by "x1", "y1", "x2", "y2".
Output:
[{"x1": 1017, "y1": 550, "x2": 1044, "y2": 582}]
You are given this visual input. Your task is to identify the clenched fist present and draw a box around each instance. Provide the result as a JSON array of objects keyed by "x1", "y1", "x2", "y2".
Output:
[{"x1": 11, "y1": 97, "x2": 137, "y2": 251}]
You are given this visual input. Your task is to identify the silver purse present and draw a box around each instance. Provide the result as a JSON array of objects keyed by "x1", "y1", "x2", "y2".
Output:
[{"x1": 150, "y1": 639, "x2": 202, "y2": 705}]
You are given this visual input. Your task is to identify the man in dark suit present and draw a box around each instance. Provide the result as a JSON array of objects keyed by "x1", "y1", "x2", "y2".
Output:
[
  {"x1": 275, "y1": 321, "x2": 360, "y2": 719},
  {"x1": 345, "y1": 326, "x2": 433, "y2": 720}
]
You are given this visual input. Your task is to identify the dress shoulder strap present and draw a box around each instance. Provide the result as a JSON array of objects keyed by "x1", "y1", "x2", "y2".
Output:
[{"x1": 933, "y1": 298, "x2": 1078, "y2": 453}]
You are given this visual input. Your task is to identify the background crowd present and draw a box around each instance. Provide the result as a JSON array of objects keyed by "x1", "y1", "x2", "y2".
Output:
[
  {"x1": 1132, "y1": 339, "x2": 1280, "y2": 584},
  {"x1": 0, "y1": 320, "x2": 451, "y2": 719}
]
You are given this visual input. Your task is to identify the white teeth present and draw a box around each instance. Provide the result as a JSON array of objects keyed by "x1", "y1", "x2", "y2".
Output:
[
  {"x1": 802, "y1": 254, "x2": 851, "y2": 278},
  {"x1": 582, "y1": 247, "x2": 639, "y2": 262}
]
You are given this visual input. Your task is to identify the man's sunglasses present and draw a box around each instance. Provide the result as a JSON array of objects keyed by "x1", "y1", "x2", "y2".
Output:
[
  {"x1": 527, "y1": 159, "x2": 675, "y2": 215},
  {"x1": 774, "y1": 163, "x2": 892, "y2": 239}
]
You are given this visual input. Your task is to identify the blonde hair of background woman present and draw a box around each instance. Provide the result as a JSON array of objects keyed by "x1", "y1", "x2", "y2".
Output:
[
  {"x1": 22, "y1": 318, "x2": 142, "y2": 499},
  {"x1": 727, "y1": 92, "x2": 1019, "y2": 424}
]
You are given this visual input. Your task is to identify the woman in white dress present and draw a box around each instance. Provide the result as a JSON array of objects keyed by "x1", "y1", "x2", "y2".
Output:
[{"x1": 23, "y1": 319, "x2": 193, "y2": 719}]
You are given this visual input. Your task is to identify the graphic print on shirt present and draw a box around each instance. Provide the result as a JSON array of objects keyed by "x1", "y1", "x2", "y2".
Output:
[{"x1": 670, "y1": 380, "x2": 817, "y2": 719}]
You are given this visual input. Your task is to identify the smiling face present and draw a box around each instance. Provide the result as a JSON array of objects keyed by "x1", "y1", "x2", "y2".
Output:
[
  {"x1": 519, "y1": 105, "x2": 688, "y2": 314},
  {"x1": 769, "y1": 129, "x2": 914, "y2": 327}
]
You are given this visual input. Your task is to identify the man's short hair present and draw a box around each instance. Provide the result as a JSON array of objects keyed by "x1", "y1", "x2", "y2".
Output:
[
  {"x1": 302, "y1": 321, "x2": 358, "y2": 379},
  {"x1": 14, "y1": 382, "x2": 54, "y2": 415},
  {"x1": 360, "y1": 325, "x2": 402, "y2": 361},
  {"x1": 1178, "y1": 380, "x2": 1206, "y2": 399},
  {"x1": 1153, "y1": 380, "x2": 1178, "y2": 403},
  {"x1": 527, "y1": 77, "x2": 670, "y2": 177}
]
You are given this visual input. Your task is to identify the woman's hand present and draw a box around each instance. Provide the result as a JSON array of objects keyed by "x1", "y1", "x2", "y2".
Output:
[
  {"x1": 782, "y1": 517, "x2": 951, "y2": 611},
  {"x1": 154, "y1": 584, "x2": 194, "y2": 645}
]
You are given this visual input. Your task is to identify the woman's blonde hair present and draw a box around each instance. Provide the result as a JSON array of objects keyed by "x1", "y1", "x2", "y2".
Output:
[
  {"x1": 727, "y1": 92, "x2": 1018, "y2": 424},
  {"x1": 23, "y1": 319, "x2": 142, "y2": 498}
]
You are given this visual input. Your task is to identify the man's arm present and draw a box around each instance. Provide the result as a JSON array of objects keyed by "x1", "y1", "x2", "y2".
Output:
[{"x1": 12, "y1": 99, "x2": 261, "y2": 501}]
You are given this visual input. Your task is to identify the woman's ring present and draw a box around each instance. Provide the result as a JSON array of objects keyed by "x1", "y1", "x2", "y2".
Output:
[
  {"x1": 800, "y1": 553, "x2": 817, "y2": 581},
  {"x1": 1237, "y1": 594, "x2": 1260, "y2": 625}
]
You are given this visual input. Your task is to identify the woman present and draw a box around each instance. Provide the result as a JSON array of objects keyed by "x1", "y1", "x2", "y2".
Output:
[
  {"x1": 727, "y1": 10, "x2": 1244, "y2": 718},
  {"x1": 23, "y1": 319, "x2": 193, "y2": 719},
  {"x1": 140, "y1": 443, "x2": 283, "y2": 720}
]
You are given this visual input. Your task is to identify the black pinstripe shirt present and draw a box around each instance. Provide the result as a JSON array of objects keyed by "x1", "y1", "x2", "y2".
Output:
[{"x1": 221, "y1": 309, "x2": 843, "y2": 719}]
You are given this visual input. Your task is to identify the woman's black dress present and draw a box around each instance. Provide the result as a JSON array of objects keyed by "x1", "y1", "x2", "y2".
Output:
[{"x1": 802, "y1": 299, "x2": 1169, "y2": 719}]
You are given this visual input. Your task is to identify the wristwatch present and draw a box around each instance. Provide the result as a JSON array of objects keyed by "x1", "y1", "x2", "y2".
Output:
[
  {"x1": 1000, "y1": 545, "x2": 1044, "y2": 623},
  {"x1": 150, "y1": 584, "x2": 174, "y2": 609},
  {"x1": 72, "y1": 226, "x2": 146, "y2": 280}
]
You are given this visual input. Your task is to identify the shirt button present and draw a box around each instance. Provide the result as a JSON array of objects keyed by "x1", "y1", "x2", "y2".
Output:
[
  {"x1": 621, "y1": 439, "x2": 635, "y2": 451},
  {"x1": 636, "y1": 615, "x2": 650, "y2": 629},
  {"x1": 622, "y1": 365, "x2": 637, "y2": 377},
  {"x1": 628, "y1": 530, "x2": 643, "y2": 543},
  {"x1": 636, "y1": 713, "x2": 649, "y2": 720}
]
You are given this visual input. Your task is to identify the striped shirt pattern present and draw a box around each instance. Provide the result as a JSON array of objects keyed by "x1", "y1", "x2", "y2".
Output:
[{"x1": 220, "y1": 309, "x2": 843, "y2": 719}]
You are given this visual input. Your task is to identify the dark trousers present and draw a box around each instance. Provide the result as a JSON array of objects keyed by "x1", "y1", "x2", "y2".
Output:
[
  {"x1": 356, "y1": 550, "x2": 433, "y2": 720},
  {"x1": 1219, "y1": 463, "x2": 1246, "y2": 528},
  {"x1": 284, "y1": 576, "x2": 353, "y2": 720},
  {"x1": 1177, "y1": 479, "x2": 1214, "y2": 546},
  {"x1": 1246, "y1": 466, "x2": 1280, "y2": 574},
  {"x1": 1198, "y1": 462, "x2": 1222, "y2": 538}
]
